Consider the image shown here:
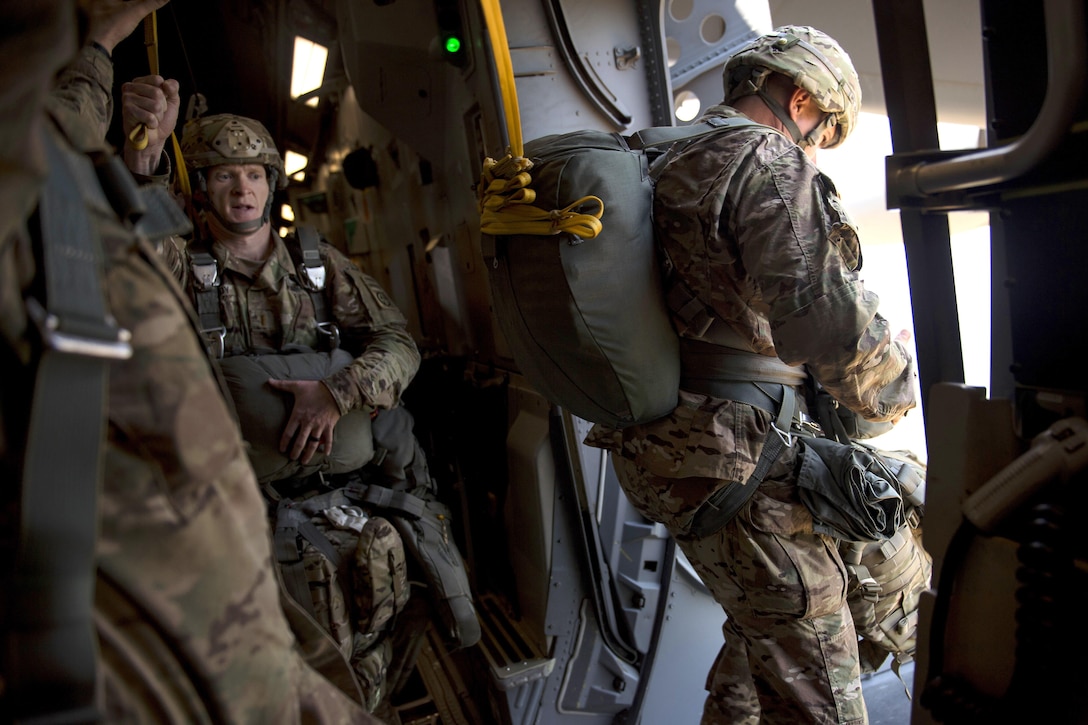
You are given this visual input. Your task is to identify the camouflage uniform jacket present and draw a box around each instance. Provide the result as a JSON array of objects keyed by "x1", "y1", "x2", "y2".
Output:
[
  {"x1": 168, "y1": 230, "x2": 422, "y2": 415},
  {"x1": 1, "y1": 55, "x2": 377, "y2": 721},
  {"x1": 585, "y1": 105, "x2": 918, "y2": 531}
]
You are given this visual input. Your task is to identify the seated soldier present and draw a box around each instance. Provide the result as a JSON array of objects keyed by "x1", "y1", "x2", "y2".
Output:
[{"x1": 119, "y1": 79, "x2": 480, "y2": 711}]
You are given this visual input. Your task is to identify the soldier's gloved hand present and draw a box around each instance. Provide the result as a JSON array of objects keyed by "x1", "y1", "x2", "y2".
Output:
[{"x1": 269, "y1": 378, "x2": 342, "y2": 464}]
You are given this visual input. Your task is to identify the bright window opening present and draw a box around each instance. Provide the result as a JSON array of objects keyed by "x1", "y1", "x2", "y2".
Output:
[
  {"x1": 291, "y1": 37, "x2": 328, "y2": 108},
  {"x1": 817, "y1": 112, "x2": 988, "y2": 462},
  {"x1": 284, "y1": 150, "x2": 308, "y2": 180}
]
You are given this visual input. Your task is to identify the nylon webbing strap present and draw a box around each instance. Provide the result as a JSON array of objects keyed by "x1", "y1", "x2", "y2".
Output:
[
  {"x1": 688, "y1": 385, "x2": 797, "y2": 538},
  {"x1": 10, "y1": 132, "x2": 133, "y2": 723},
  {"x1": 680, "y1": 337, "x2": 808, "y2": 389},
  {"x1": 343, "y1": 483, "x2": 427, "y2": 519},
  {"x1": 294, "y1": 225, "x2": 327, "y2": 292},
  {"x1": 290, "y1": 226, "x2": 339, "y2": 349},
  {"x1": 274, "y1": 504, "x2": 321, "y2": 620},
  {"x1": 187, "y1": 247, "x2": 225, "y2": 358}
]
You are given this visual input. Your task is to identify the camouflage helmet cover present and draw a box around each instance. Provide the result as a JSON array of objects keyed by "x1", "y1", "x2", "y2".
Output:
[
  {"x1": 180, "y1": 113, "x2": 288, "y2": 189},
  {"x1": 723, "y1": 25, "x2": 861, "y2": 148}
]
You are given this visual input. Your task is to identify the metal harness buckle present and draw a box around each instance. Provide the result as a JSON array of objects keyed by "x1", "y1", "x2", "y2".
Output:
[
  {"x1": 192, "y1": 258, "x2": 220, "y2": 290},
  {"x1": 202, "y1": 326, "x2": 227, "y2": 359},
  {"x1": 26, "y1": 297, "x2": 133, "y2": 360},
  {"x1": 302, "y1": 263, "x2": 326, "y2": 291},
  {"x1": 317, "y1": 321, "x2": 340, "y2": 350}
]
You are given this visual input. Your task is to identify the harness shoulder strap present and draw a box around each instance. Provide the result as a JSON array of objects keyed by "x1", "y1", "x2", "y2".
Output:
[
  {"x1": 288, "y1": 226, "x2": 339, "y2": 349},
  {"x1": 7, "y1": 130, "x2": 133, "y2": 723},
  {"x1": 291, "y1": 224, "x2": 327, "y2": 292},
  {"x1": 186, "y1": 239, "x2": 226, "y2": 357}
]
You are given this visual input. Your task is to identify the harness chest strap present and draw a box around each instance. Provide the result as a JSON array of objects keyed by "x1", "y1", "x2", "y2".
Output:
[{"x1": 187, "y1": 225, "x2": 339, "y2": 357}]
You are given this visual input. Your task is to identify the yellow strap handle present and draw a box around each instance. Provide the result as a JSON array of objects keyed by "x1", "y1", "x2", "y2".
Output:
[
  {"x1": 126, "y1": 12, "x2": 191, "y2": 202},
  {"x1": 475, "y1": 0, "x2": 605, "y2": 240},
  {"x1": 479, "y1": 155, "x2": 603, "y2": 238},
  {"x1": 127, "y1": 12, "x2": 158, "y2": 150}
]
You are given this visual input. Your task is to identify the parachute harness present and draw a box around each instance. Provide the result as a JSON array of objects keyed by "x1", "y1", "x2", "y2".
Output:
[{"x1": 476, "y1": 0, "x2": 604, "y2": 241}]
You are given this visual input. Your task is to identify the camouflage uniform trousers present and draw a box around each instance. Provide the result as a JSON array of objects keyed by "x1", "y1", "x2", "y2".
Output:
[{"x1": 611, "y1": 449, "x2": 867, "y2": 725}]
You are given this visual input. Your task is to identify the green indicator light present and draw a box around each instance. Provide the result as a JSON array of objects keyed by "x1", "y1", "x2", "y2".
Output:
[{"x1": 445, "y1": 36, "x2": 462, "y2": 54}]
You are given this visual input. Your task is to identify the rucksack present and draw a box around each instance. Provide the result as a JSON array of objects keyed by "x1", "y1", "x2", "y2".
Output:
[
  {"x1": 480, "y1": 117, "x2": 755, "y2": 428},
  {"x1": 272, "y1": 488, "x2": 410, "y2": 711}
]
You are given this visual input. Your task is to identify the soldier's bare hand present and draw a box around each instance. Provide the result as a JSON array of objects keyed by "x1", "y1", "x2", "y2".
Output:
[
  {"x1": 121, "y1": 74, "x2": 180, "y2": 175},
  {"x1": 269, "y1": 378, "x2": 342, "y2": 464},
  {"x1": 81, "y1": 0, "x2": 171, "y2": 55}
]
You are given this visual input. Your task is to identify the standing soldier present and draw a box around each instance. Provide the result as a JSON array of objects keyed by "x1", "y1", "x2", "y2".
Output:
[
  {"x1": 0, "y1": 0, "x2": 382, "y2": 721},
  {"x1": 585, "y1": 26, "x2": 919, "y2": 724}
]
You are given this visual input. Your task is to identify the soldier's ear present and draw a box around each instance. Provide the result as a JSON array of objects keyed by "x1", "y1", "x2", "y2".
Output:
[{"x1": 788, "y1": 86, "x2": 814, "y2": 122}]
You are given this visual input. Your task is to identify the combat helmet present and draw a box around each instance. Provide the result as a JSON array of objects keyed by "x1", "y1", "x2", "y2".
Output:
[
  {"x1": 181, "y1": 114, "x2": 288, "y2": 188},
  {"x1": 181, "y1": 114, "x2": 287, "y2": 233},
  {"x1": 723, "y1": 25, "x2": 861, "y2": 150}
]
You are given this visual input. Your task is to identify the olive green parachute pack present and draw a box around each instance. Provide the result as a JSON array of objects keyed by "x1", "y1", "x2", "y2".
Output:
[
  {"x1": 219, "y1": 347, "x2": 376, "y2": 483},
  {"x1": 480, "y1": 117, "x2": 756, "y2": 428}
]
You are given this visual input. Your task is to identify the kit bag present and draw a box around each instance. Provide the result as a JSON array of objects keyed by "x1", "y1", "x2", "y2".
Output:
[
  {"x1": 800, "y1": 382, "x2": 932, "y2": 675},
  {"x1": 339, "y1": 479, "x2": 482, "y2": 651},
  {"x1": 481, "y1": 118, "x2": 754, "y2": 428},
  {"x1": 273, "y1": 488, "x2": 410, "y2": 711}
]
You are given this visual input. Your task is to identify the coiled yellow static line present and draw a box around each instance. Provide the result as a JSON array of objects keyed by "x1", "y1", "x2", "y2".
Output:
[{"x1": 476, "y1": 0, "x2": 605, "y2": 240}]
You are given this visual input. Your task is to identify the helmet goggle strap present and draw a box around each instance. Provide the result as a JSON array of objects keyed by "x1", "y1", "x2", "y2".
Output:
[{"x1": 804, "y1": 113, "x2": 839, "y2": 150}]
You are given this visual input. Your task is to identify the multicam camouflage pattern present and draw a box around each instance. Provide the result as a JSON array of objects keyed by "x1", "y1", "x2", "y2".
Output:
[
  {"x1": 723, "y1": 25, "x2": 862, "y2": 149},
  {"x1": 49, "y1": 44, "x2": 115, "y2": 151},
  {"x1": 352, "y1": 638, "x2": 394, "y2": 713},
  {"x1": 610, "y1": 455, "x2": 866, "y2": 725},
  {"x1": 585, "y1": 103, "x2": 917, "y2": 722},
  {"x1": 844, "y1": 524, "x2": 933, "y2": 674},
  {"x1": 1, "y1": 124, "x2": 379, "y2": 724},
  {"x1": 354, "y1": 515, "x2": 410, "y2": 638},
  {"x1": 181, "y1": 113, "x2": 288, "y2": 189},
  {"x1": 176, "y1": 232, "x2": 421, "y2": 414},
  {"x1": 292, "y1": 506, "x2": 408, "y2": 710},
  {"x1": 657, "y1": 105, "x2": 915, "y2": 423}
]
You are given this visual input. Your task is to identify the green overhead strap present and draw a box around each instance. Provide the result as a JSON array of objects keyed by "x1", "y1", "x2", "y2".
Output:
[{"x1": 9, "y1": 131, "x2": 133, "y2": 723}]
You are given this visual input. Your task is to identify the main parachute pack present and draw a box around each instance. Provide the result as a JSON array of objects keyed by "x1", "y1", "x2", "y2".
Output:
[{"x1": 479, "y1": 117, "x2": 754, "y2": 428}]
